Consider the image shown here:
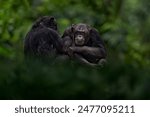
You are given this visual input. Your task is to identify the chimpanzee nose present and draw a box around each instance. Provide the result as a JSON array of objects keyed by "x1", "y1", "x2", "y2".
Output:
[{"x1": 78, "y1": 35, "x2": 83, "y2": 40}]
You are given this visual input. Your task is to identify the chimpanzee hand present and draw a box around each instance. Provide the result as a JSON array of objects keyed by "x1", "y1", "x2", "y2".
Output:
[{"x1": 67, "y1": 47, "x2": 74, "y2": 57}]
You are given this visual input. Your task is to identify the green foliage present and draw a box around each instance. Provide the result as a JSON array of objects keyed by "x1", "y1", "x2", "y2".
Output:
[{"x1": 0, "y1": 0, "x2": 150, "y2": 99}]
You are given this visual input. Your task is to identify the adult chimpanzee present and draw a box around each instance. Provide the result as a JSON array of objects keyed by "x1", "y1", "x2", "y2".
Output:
[
  {"x1": 24, "y1": 16, "x2": 63, "y2": 58},
  {"x1": 62, "y1": 23, "x2": 106, "y2": 66}
]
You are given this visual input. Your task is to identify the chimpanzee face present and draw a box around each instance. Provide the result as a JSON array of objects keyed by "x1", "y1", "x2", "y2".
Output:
[
  {"x1": 74, "y1": 32, "x2": 86, "y2": 46},
  {"x1": 73, "y1": 24, "x2": 90, "y2": 46}
]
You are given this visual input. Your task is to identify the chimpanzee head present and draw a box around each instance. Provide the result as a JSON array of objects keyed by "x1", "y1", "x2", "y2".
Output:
[
  {"x1": 71, "y1": 23, "x2": 91, "y2": 46},
  {"x1": 32, "y1": 16, "x2": 57, "y2": 31}
]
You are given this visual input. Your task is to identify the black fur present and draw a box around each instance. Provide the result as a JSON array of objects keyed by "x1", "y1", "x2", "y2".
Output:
[
  {"x1": 24, "y1": 16, "x2": 63, "y2": 58},
  {"x1": 62, "y1": 23, "x2": 106, "y2": 66}
]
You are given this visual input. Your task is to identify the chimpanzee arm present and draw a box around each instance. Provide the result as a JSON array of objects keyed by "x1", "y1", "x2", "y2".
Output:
[
  {"x1": 62, "y1": 36, "x2": 73, "y2": 53},
  {"x1": 74, "y1": 53, "x2": 103, "y2": 67},
  {"x1": 62, "y1": 26, "x2": 74, "y2": 54},
  {"x1": 70, "y1": 46, "x2": 104, "y2": 58},
  {"x1": 47, "y1": 28, "x2": 63, "y2": 53}
]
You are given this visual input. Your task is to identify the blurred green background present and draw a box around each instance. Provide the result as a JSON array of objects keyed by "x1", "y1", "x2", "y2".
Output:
[{"x1": 0, "y1": 0, "x2": 150, "y2": 99}]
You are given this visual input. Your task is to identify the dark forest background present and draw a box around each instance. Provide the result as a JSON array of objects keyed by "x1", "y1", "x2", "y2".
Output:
[{"x1": 0, "y1": 0, "x2": 150, "y2": 99}]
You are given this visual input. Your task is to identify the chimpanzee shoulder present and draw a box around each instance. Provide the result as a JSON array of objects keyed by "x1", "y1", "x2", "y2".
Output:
[{"x1": 83, "y1": 28, "x2": 103, "y2": 47}]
